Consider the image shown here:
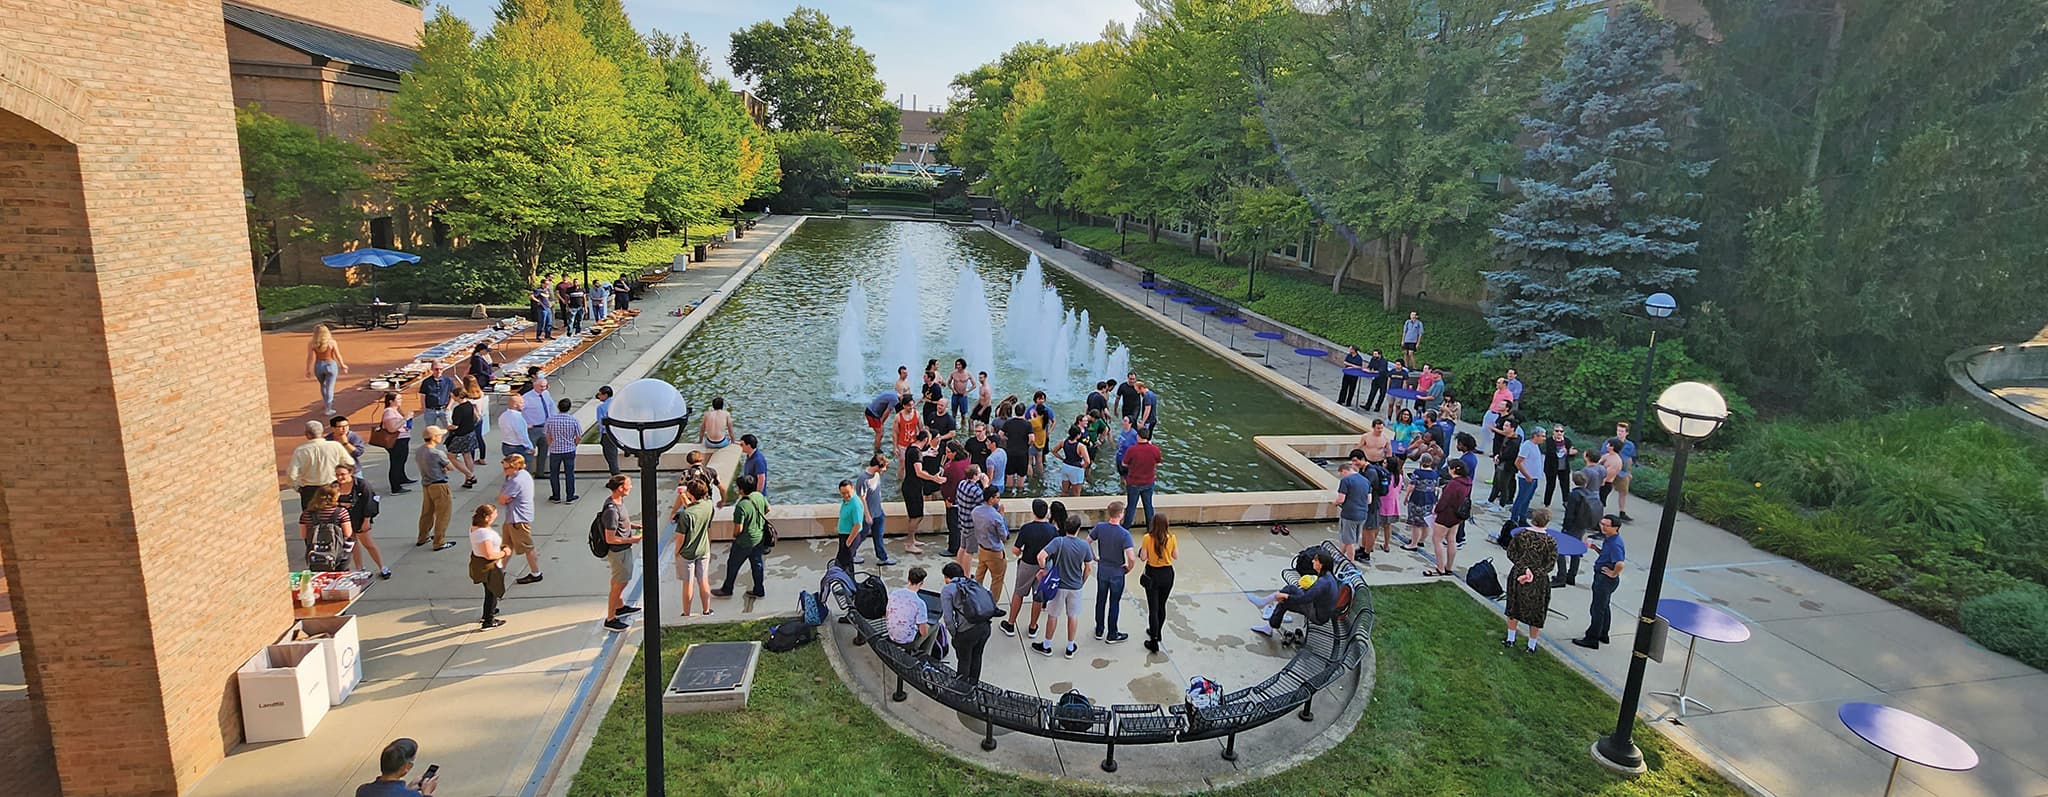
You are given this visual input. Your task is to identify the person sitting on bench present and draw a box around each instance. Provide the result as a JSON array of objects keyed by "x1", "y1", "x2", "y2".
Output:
[
  {"x1": 884, "y1": 566, "x2": 934, "y2": 652},
  {"x1": 1252, "y1": 550, "x2": 1338, "y2": 643}
]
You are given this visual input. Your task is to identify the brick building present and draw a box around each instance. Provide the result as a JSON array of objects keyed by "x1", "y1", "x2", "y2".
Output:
[
  {"x1": 224, "y1": 0, "x2": 428, "y2": 287},
  {"x1": 0, "y1": 1, "x2": 293, "y2": 794}
]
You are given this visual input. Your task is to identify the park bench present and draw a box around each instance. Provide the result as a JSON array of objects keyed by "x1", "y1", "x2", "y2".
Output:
[{"x1": 827, "y1": 540, "x2": 1373, "y2": 773}]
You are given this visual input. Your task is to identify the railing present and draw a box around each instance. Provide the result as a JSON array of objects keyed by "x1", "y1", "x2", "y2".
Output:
[{"x1": 828, "y1": 540, "x2": 1374, "y2": 773}]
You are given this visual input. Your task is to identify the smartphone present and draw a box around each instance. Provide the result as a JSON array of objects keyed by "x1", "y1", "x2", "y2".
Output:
[{"x1": 420, "y1": 764, "x2": 439, "y2": 782}]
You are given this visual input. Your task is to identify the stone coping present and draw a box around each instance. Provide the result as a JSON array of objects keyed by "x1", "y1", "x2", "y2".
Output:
[{"x1": 1946, "y1": 340, "x2": 2048, "y2": 440}]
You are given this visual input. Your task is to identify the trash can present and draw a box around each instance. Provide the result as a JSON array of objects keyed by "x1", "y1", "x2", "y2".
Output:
[
  {"x1": 693, "y1": 243, "x2": 709, "y2": 262},
  {"x1": 672, "y1": 253, "x2": 689, "y2": 273},
  {"x1": 238, "y1": 642, "x2": 331, "y2": 742},
  {"x1": 291, "y1": 615, "x2": 362, "y2": 706}
]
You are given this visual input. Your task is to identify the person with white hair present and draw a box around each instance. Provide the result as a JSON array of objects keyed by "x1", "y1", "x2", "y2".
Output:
[{"x1": 288, "y1": 418, "x2": 354, "y2": 511}]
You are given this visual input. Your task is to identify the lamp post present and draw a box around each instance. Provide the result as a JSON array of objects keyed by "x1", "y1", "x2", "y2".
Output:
[
  {"x1": 1593, "y1": 380, "x2": 1729, "y2": 774},
  {"x1": 601, "y1": 378, "x2": 690, "y2": 797},
  {"x1": 1629, "y1": 292, "x2": 1678, "y2": 441}
]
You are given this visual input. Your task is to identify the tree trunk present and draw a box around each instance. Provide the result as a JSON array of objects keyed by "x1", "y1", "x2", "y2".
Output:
[
  {"x1": 511, "y1": 230, "x2": 547, "y2": 285},
  {"x1": 1213, "y1": 230, "x2": 1226, "y2": 263},
  {"x1": 1804, "y1": 0, "x2": 1847, "y2": 187},
  {"x1": 1331, "y1": 238, "x2": 1359, "y2": 295},
  {"x1": 1148, "y1": 215, "x2": 1160, "y2": 243},
  {"x1": 1382, "y1": 232, "x2": 1417, "y2": 312},
  {"x1": 1189, "y1": 225, "x2": 1201, "y2": 255}
]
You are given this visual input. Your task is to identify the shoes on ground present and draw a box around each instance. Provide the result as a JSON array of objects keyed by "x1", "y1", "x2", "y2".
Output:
[
  {"x1": 711, "y1": 588, "x2": 733, "y2": 598},
  {"x1": 1000, "y1": 621, "x2": 1017, "y2": 637},
  {"x1": 434, "y1": 542, "x2": 458, "y2": 551},
  {"x1": 379, "y1": 568, "x2": 392, "y2": 580},
  {"x1": 1106, "y1": 632, "x2": 1129, "y2": 644},
  {"x1": 480, "y1": 617, "x2": 506, "y2": 630},
  {"x1": 1034, "y1": 641, "x2": 1054, "y2": 656},
  {"x1": 747, "y1": 590, "x2": 766, "y2": 598},
  {"x1": 516, "y1": 573, "x2": 544, "y2": 585},
  {"x1": 1143, "y1": 639, "x2": 1160, "y2": 653},
  {"x1": 1571, "y1": 638, "x2": 1599, "y2": 649},
  {"x1": 1065, "y1": 643, "x2": 1077, "y2": 659}
]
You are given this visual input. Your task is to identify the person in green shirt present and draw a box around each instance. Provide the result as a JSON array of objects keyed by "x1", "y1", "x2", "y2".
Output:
[
  {"x1": 835, "y1": 478, "x2": 862, "y2": 570},
  {"x1": 714, "y1": 475, "x2": 769, "y2": 598},
  {"x1": 673, "y1": 479, "x2": 716, "y2": 617}
]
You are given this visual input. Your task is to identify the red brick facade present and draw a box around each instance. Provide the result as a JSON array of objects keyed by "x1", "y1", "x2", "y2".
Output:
[{"x1": 0, "y1": 1, "x2": 293, "y2": 794}]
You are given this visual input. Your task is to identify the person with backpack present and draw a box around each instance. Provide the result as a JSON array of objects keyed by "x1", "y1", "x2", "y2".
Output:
[
  {"x1": 1333, "y1": 462, "x2": 1374, "y2": 564},
  {"x1": 299, "y1": 483, "x2": 352, "y2": 571},
  {"x1": 1374, "y1": 463, "x2": 1403, "y2": 555},
  {"x1": 1402, "y1": 454, "x2": 1440, "y2": 553},
  {"x1": 671, "y1": 479, "x2": 716, "y2": 617},
  {"x1": 1089, "y1": 504, "x2": 1136, "y2": 644},
  {"x1": 335, "y1": 464, "x2": 390, "y2": 579},
  {"x1": 1425, "y1": 460, "x2": 1474, "y2": 578},
  {"x1": 597, "y1": 475, "x2": 644, "y2": 632},
  {"x1": 1136, "y1": 513, "x2": 1178, "y2": 653},
  {"x1": 714, "y1": 474, "x2": 770, "y2": 599},
  {"x1": 938, "y1": 562, "x2": 997, "y2": 682},
  {"x1": 1001, "y1": 499, "x2": 1058, "y2": 640},
  {"x1": 1554, "y1": 471, "x2": 1600, "y2": 588},
  {"x1": 1032, "y1": 514, "x2": 1095, "y2": 659},
  {"x1": 1251, "y1": 550, "x2": 1337, "y2": 641}
]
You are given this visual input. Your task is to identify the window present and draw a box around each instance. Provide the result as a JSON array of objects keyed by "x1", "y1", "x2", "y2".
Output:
[{"x1": 370, "y1": 216, "x2": 394, "y2": 249}]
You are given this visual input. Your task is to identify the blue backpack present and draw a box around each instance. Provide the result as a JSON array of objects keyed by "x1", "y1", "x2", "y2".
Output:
[
  {"x1": 799, "y1": 590, "x2": 826, "y2": 626},
  {"x1": 1033, "y1": 558, "x2": 1063, "y2": 603}
]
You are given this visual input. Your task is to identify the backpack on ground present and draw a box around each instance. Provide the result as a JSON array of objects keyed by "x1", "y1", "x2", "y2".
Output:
[
  {"x1": 1466, "y1": 558, "x2": 1504, "y2": 599},
  {"x1": 764, "y1": 621, "x2": 815, "y2": 653},
  {"x1": 1032, "y1": 560, "x2": 1062, "y2": 603},
  {"x1": 854, "y1": 575, "x2": 889, "y2": 620},
  {"x1": 953, "y1": 577, "x2": 1002, "y2": 627},
  {"x1": 587, "y1": 511, "x2": 610, "y2": 558},
  {"x1": 1185, "y1": 677, "x2": 1223, "y2": 711},
  {"x1": 1053, "y1": 690, "x2": 1097, "y2": 732},
  {"x1": 799, "y1": 590, "x2": 827, "y2": 626},
  {"x1": 306, "y1": 514, "x2": 349, "y2": 572}
]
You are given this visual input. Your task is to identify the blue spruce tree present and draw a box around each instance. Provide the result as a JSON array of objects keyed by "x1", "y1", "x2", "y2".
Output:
[{"x1": 1484, "y1": 4, "x2": 1709, "y2": 355}]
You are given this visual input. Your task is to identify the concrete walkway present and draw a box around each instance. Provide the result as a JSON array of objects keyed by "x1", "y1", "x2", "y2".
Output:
[
  {"x1": 182, "y1": 217, "x2": 805, "y2": 797},
  {"x1": 989, "y1": 223, "x2": 2047, "y2": 797}
]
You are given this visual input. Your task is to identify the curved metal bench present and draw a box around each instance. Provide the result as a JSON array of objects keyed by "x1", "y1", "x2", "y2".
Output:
[{"x1": 828, "y1": 540, "x2": 1374, "y2": 772}]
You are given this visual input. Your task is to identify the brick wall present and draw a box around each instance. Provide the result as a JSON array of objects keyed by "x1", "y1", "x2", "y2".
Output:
[{"x1": 0, "y1": 1, "x2": 293, "y2": 794}]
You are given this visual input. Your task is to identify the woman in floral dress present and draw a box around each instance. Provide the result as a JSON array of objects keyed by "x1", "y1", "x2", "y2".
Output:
[{"x1": 1503, "y1": 506, "x2": 1557, "y2": 654}]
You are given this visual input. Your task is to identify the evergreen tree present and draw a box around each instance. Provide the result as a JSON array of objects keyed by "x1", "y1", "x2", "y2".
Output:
[{"x1": 1484, "y1": 4, "x2": 1709, "y2": 355}]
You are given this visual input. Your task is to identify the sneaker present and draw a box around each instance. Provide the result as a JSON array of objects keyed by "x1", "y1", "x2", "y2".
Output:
[
  {"x1": 852, "y1": 555, "x2": 867, "y2": 564},
  {"x1": 710, "y1": 588, "x2": 733, "y2": 598},
  {"x1": 603, "y1": 618, "x2": 629, "y2": 632},
  {"x1": 1027, "y1": 626, "x2": 1038, "y2": 637},
  {"x1": 548, "y1": 497, "x2": 561, "y2": 504},
  {"x1": 1571, "y1": 638, "x2": 1599, "y2": 650},
  {"x1": 1094, "y1": 628, "x2": 1106, "y2": 640},
  {"x1": 434, "y1": 542, "x2": 458, "y2": 551},
  {"x1": 566, "y1": 495, "x2": 580, "y2": 504},
  {"x1": 1000, "y1": 621, "x2": 1018, "y2": 637},
  {"x1": 480, "y1": 617, "x2": 506, "y2": 630},
  {"x1": 379, "y1": 568, "x2": 392, "y2": 580},
  {"x1": 414, "y1": 540, "x2": 428, "y2": 547},
  {"x1": 1549, "y1": 579, "x2": 1567, "y2": 589},
  {"x1": 1033, "y1": 641, "x2": 1054, "y2": 656},
  {"x1": 1106, "y1": 632, "x2": 1129, "y2": 644},
  {"x1": 1618, "y1": 512, "x2": 1634, "y2": 523},
  {"x1": 391, "y1": 488, "x2": 411, "y2": 495},
  {"x1": 1143, "y1": 639, "x2": 1160, "y2": 653},
  {"x1": 1501, "y1": 637, "x2": 1514, "y2": 648},
  {"x1": 1251, "y1": 625, "x2": 1273, "y2": 637},
  {"x1": 747, "y1": 590, "x2": 766, "y2": 598},
  {"x1": 1353, "y1": 549, "x2": 1368, "y2": 563},
  {"x1": 614, "y1": 605, "x2": 641, "y2": 617},
  {"x1": 1065, "y1": 643, "x2": 1077, "y2": 659},
  {"x1": 516, "y1": 573, "x2": 544, "y2": 585},
  {"x1": 877, "y1": 558, "x2": 899, "y2": 566}
]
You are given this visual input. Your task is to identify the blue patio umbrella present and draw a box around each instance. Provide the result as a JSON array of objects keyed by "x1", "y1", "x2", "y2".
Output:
[{"x1": 321, "y1": 248, "x2": 419, "y2": 297}]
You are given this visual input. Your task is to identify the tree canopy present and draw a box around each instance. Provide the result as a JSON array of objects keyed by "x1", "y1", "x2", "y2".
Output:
[
  {"x1": 728, "y1": 7, "x2": 900, "y2": 161},
  {"x1": 236, "y1": 104, "x2": 372, "y2": 275}
]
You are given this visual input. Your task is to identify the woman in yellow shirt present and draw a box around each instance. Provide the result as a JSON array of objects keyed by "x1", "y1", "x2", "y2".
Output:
[{"x1": 1137, "y1": 513, "x2": 1178, "y2": 653}]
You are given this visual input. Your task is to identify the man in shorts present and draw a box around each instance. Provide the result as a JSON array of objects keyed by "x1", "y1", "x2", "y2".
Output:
[
  {"x1": 1609, "y1": 422, "x2": 1637, "y2": 523},
  {"x1": 1333, "y1": 462, "x2": 1375, "y2": 563},
  {"x1": 1001, "y1": 500, "x2": 1059, "y2": 639},
  {"x1": 598, "y1": 474, "x2": 643, "y2": 632},
  {"x1": 1032, "y1": 514, "x2": 1096, "y2": 659},
  {"x1": 864, "y1": 389, "x2": 900, "y2": 452},
  {"x1": 1401, "y1": 311, "x2": 1423, "y2": 369},
  {"x1": 496, "y1": 455, "x2": 543, "y2": 584}
]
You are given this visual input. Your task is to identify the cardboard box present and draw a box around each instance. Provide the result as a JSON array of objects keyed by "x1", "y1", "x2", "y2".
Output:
[
  {"x1": 238, "y1": 642, "x2": 330, "y2": 743},
  {"x1": 291, "y1": 615, "x2": 362, "y2": 705}
]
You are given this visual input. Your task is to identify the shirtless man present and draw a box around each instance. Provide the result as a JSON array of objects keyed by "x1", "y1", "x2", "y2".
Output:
[
  {"x1": 1356, "y1": 418, "x2": 1394, "y2": 472},
  {"x1": 894, "y1": 365, "x2": 912, "y2": 397},
  {"x1": 947, "y1": 359, "x2": 974, "y2": 425},
  {"x1": 698, "y1": 396, "x2": 733, "y2": 448}
]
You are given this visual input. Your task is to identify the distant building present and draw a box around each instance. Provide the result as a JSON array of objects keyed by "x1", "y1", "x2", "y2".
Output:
[
  {"x1": 870, "y1": 108, "x2": 957, "y2": 177},
  {"x1": 225, "y1": 0, "x2": 429, "y2": 287},
  {"x1": 732, "y1": 88, "x2": 768, "y2": 127}
]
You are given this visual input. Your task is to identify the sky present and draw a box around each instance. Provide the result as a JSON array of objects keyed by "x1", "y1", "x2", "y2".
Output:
[{"x1": 431, "y1": 0, "x2": 1144, "y2": 113}]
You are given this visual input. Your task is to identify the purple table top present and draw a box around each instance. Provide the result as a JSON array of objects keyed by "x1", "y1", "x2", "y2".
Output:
[
  {"x1": 1294, "y1": 347, "x2": 1329, "y2": 357},
  {"x1": 1546, "y1": 528, "x2": 1589, "y2": 556},
  {"x1": 1387, "y1": 387, "x2": 1426, "y2": 400},
  {"x1": 1218, "y1": 317, "x2": 1248, "y2": 324},
  {"x1": 1154, "y1": 286, "x2": 1178, "y2": 294},
  {"x1": 1194, "y1": 305, "x2": 1219, "y2": 313},
  {"x1": 1837, "y1": 702, "x2": 1979, "y2": 771},
  {"x1": 1172, "y1": 296, "x2": 1196, "y2": 303},
  {"x1": 1139, "y1": 281, "x2": 1157, "y2": 289},
  {"x1": 1655, "y1": 598, "x2": 1752, "y2": 644},
  {"x1": 1253, "y1": 331, "x2": 1286, "y2": 340},
  {"x1": 1343, "y1": 367, "x2": 1371, "y2": 378}
]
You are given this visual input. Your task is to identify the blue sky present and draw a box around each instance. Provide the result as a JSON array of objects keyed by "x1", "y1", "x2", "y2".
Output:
[{"x1": 430, "y1": 1, "x2": 1143, "y2": 112}]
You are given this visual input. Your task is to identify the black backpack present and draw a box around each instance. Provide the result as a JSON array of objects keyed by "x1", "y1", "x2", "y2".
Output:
[
  {"x1": 1466, "y1": 558, "x2": 1504, "y2": 599},
  {"x1": 953, "y1": 577, "x2": 1001, "y2": 627},
  {"x1": 588, "y1": 510, "x2": 610, "y2": 558},
  {"x1": 1365, "y1": 463, "x2": 1392, "y2": 498},
  {"x1": 764, "y1": 621, "x2": 815, "y2": 652},
  {"x1": 854, "y1": 575, "x2": 889, "y2": 620},
  {"x1": 1454, "y1": 495, "x2": 1473, "y2": 521},
  {"x1": 306, "y1": 511, "x2": 349, "y2": 572},
  {"x1": 1053, "y1": 690, "x2": 1096, "y2": 731}
]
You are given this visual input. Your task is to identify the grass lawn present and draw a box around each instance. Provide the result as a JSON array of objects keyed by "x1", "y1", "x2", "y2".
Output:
[
  {"x1": 256, "y1": 284, "x2": 355, "y2": 314},
  {"x1": 567, "y1": 582, "x2": 1739, "y2": 796}
]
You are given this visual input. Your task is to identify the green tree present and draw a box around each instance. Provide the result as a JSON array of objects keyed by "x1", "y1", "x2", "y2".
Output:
[
  {"x1": 235, "y1": 104, "x2": 372, "y2": 276},
  {"x1": 768, "y1": 130, "x2": 854, "y2": 211},
  {"x1": 728, "y1": 7, "x2": 900, "y2": 160},
  {"x1": 1217, "y1": 181, "x2": 1313, "y2": 298},
  {"x1": 376, "y1": 3, "x2": 652, "y2": 281},
  {"x1": 1261, "y1": 0, "x2": 1564, "y2": 309},
  {"x1": 1484, "y1": 4, "x2": 1708, "y2": 354},
  {"x1": 936, "y1": 41, "x2": 1066, "y2": 183}
]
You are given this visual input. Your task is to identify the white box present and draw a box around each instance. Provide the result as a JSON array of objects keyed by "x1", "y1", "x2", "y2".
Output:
[
  {"x1": 291, "y1": 615, "x2": 362, "y2": 706},
  {"x1": 238, "y1": 642, "x2": 330, "y2": 743}
]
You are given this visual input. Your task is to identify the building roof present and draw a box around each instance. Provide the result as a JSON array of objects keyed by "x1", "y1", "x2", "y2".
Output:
[
  {"x1": 900, "y1": 109, "x2": 942, "y2": 147},
  {"x1": 224, "y1": 3, "x2": 418, "y2": 75}
]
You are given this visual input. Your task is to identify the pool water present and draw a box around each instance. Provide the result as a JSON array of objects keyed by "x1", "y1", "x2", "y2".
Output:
[{"x1": 650, "y1": 219, "x2": 1348, "y2": 503}]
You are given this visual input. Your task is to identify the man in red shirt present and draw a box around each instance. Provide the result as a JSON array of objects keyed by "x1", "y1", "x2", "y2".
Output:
[
  {"x1": 1119, "y1": 428, "x2": 1163, "y2": 527},
  {"x1": 940, "y1": 442, "x2": 973, "y2": 562}
]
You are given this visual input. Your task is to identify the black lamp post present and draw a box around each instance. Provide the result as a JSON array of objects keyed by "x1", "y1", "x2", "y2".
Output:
[
  {"x1": 1629, "y1": 292, "x2": 1678, "y2": 441},
  {"x1": 601, "y1": 378, "x2": 690, "y2": 797},
  {"x1": 1593, "y1": 380, "x2": 1729, "y2": 774}
]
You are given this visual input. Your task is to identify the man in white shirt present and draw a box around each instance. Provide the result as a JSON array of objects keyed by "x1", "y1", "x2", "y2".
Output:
[{"x1": 520, "y1": 375, "x2": 556, "y2": 476}]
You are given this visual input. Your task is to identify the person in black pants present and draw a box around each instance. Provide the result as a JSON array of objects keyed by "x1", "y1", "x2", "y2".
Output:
[
  {"x1": 1573, "y1": 515, "x2": 1627, "y2": 650},
  {"x1": 1363, "y1": 349, "x2": 1390, "y2": 412},
  {"x1": 1337, "y1": 345, "x2": 1365, "y2": 406},
  {"x1": 1137, "y1": 513, "x2": 1178, "y2": 653},
  {"x1": 939, "y1": 562, "x2": 992, "y2": 682},
  {"x1": 1541, "y1": 427, "x2": 1576, "y2": 507}
]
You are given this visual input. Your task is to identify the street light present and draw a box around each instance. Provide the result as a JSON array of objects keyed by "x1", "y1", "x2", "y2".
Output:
[
  {"x1": 601, "y1": 378, "x2": 690, "y2": 797},
  {"x1": 1593, "y1": 380, "x2": 1729, "y2": 774},
  {"x1": 1629, "y1": 292, "x2": 1679, "y2": 443}
]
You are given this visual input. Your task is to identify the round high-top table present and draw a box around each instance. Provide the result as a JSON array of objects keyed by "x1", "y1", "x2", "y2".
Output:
[
  {"x1": 1138, "y1": 281, "x2": 1157, "y2": 308},
  {"x1": 1837, "y1": 702, "x2": 1979, "y2": 797},
  {"x1": 1192, "y1": 305, "x2": 1218, "y2": 335},
  {"x1": 1253, "y1": 331, "x2": 1286, "y2": 365},
  {"x1": 1546, "y1": 528, "x2": 1589, "y2": 556},
  {"x1": 1651, "y1": 598, "x2": 1751, "y2": 722},
  {"x1": 1294, "y1": 347, "x2": 1329, "y2": 388},
  {"x1": 1386, "y1": 386, "x2": 1426, "y2": 416},
  {"x1": 1170, "y1": 295, "x2": 1196, "y2": 324},
  {"x1": 1217, "y1": 316, "x2": 1247, "y2": 348},
  {"x1": 1150, "y1": 285, "x2": 1177, "y2": 312}
]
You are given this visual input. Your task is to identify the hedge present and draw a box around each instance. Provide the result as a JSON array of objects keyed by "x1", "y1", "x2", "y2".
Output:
[{"x1": 256, "y1": 284, "x2": 355, "y2": 314}]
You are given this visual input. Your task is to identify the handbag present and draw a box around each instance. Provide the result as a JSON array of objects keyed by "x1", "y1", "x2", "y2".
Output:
[{"x1": 369, "y1": 423, "x2": 399, "y2": 449}]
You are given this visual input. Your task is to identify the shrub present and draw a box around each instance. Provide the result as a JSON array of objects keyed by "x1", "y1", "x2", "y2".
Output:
[
  {"x1": 934, "y1": 195, "x2": 970, "y2": 214},
  {"x1": 1958, "y1": 586, "x2": 2048, "y2": 669},
  {"x1": 256, "y1": 284, "x2": 354, "y2": 314},
  {"x1": 851, "y1": 173, "x2": 936, "y2": 193},
  {"x1": 378, "y1": 243, "x2": 525, "y2": 305}
]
